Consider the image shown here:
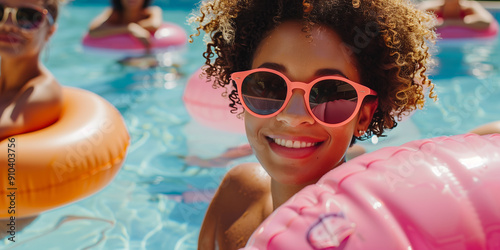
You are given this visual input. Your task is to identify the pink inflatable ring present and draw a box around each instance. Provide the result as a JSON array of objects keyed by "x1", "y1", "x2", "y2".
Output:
[
  {"x1": 82, "y1": 22, "x2": 187, "y2": 55},
  {"x1": 183, "y1": 67, "x2": 245, "y2": 134},
  {"x1": 243, "y1": 133, "x2": 500, "y2": 250},
  {"x1": 437, "y1": 18, "x2": 499, "y2": 39}
]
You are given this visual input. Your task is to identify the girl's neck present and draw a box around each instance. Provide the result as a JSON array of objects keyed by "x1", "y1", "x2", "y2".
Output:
[
  {"x1": 270, "y1": 179, "x2": 317, "y2": 210},
  {"x1": 1, "y1": 55, "x2": 42, "y2": 94},
  {"x1": 122, "y1": 8, "x2": 143, "y2": 23}
]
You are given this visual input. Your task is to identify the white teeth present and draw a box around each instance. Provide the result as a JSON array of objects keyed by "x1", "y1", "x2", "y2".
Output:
[{"x1": 273, "y1": 138, "x2": 318, "y2": 148}]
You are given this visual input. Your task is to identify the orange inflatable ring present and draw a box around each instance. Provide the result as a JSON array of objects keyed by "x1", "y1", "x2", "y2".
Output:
[{"x1": 0, "y1": 87, "x2": 130, "y2": 219}]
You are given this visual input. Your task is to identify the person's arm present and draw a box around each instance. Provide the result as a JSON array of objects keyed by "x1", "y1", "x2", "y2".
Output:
[
  {"x1": 469, "y1": 121, "x2": 500, "y2": 135},
  {"x1": 198, "y1": 200, "x2": 217, "y2": 250},
  {"x1": 0, "y1": 70, "x2": 62, "y2": 141},
  {"x1": 137, "y1": 6, "x2": 163, "y2": 33},
  {"x1": 462, "y1": 1, "x2": 494, "y2": 30}
]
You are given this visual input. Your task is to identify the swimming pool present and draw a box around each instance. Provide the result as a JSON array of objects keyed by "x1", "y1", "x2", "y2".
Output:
[{"x1": 1, "y1": 1, "x2": 499, "y2": 249}]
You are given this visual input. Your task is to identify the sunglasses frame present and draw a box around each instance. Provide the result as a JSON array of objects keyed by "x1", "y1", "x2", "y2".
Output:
[
  {"x1": 0, "y1": 4, "x2": 54, "y2": 30},
  {"x1": 231, "y1": 68, "x2": 378, "y2": 127}
]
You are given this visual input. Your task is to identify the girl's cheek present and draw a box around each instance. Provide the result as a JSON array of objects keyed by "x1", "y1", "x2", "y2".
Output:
[{"x1": 245, "y1": 114, "x2": 269, "y2": 152}]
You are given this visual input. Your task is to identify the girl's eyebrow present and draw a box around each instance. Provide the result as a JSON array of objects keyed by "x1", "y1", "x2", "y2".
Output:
[
  {"x1": 314, "y1": 68, "x2": 349, "y2": 79},
  {"x1": 257, "y1": 63, "x2": 349, "y2": 79},
  {"x1": 257, "y1": 62, "x2": 287, "y2": 72}
]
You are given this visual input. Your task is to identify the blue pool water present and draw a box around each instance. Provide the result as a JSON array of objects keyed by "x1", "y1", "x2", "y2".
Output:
[{"x1": 1, "y1": 1, "x2": 499, "y2": 249}]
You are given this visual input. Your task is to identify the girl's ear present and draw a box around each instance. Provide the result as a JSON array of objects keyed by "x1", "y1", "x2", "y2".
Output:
[
  {"x1": 46, "y1": 23, "x2": 58, "y2": 41},
  {"x1": 355, "y1": 98, "x2": 378, "y2": 136}
]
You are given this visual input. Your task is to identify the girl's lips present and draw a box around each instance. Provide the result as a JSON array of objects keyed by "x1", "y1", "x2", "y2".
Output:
[
  {"x1": 266, "y1": 136, "x2": 324, "y2": 159},
  {"x1": 0, "y1": 34, "x2": 21, "y2": 43}
]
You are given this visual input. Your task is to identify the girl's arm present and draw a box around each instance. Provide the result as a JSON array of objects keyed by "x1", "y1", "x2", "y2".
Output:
[
  {"x1": 137, "y1": 6, "x2": 163, "y2": 33},
  {"x1": 462, "y1": 1, "x2": 494, "y2": 30}
]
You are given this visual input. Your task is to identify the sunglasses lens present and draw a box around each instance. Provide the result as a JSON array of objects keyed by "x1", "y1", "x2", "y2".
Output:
[
  {"x1": 310, "y1": 80, "x2": 358, "y2": 124},
  {"x1": 241, "y1": 71, "x2": 287, "y2": 115},
  {"x1": 17, "y1": 7, "x2": 43, "y2": 29},
  {"x1": 0, "y1": 5, "x2": 4, "y2": 21}
]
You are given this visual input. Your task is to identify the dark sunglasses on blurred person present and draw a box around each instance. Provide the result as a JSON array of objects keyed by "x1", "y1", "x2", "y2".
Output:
[{"x1": 0, "y1": 4, "x2": 53, "y2": 30}]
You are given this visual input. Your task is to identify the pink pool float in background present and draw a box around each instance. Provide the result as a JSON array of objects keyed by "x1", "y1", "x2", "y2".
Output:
[
  {"x1": 82, "y1": 22, "x2": 187, "y2": 55},
  {"x1": 183, "y1": 67, "x2": 245, "y2": 134},
  {"x1": 242, "y1": 133, "x2": 500, "y2": 250},
  {"x1": 437, "y1": 18, "x2": 499, "y2": 39}
]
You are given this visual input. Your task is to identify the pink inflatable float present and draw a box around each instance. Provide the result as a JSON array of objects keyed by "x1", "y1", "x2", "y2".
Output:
[
  {"x1": 243, "y1": 133, "x2": 500, "y2": 250},
  {"x1": 183, "y1": 67, "x2": 245, "y2": 134},
  {"x1": 82, "y1": 22, "x2": 187, "y2": 55},
  {"x1": 437, "y1": 18, "x2": 499, "y2": 39}
]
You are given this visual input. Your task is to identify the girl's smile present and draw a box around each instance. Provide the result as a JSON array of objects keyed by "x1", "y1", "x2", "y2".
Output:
[{"x1": 266, "y1": 134, "x2": 324, "y2": 159}]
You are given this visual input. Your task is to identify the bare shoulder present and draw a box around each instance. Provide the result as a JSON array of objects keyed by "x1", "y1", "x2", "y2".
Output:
[
  {"x1": 89, "y1": 8, "x2": 115, "y2": 27},
  {"x1": 0, "y1": 69, "x2": 62, "y2": 139},
  {"x1": 145, "y1": 6, "x2": 162, "y2": 15},
  {"x1": 222, "y1": 163, "x2": 271, "y2": 193},
  {"x1": 417, "y1": 1, "x2": 441, "y2": 12},
  {"x1": 208, "y1": 162, "x2": 271, "y2": 217},
  {"x1": 17, "y1": 69, "x2": 62, "y2": 123},
  {"x1": 25, "y1": 68, "x2": 62, "y2": 103},
  {"x1": 198, "y1": 163, "x2": 272, "y2": 250},
  {"x1": 106, "y1": 9, "x2": 123, "y2": 25}
]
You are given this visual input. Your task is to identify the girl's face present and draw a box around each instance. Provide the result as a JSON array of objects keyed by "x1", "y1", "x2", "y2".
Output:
[
  {"x1": 245, "y1": 21, "x2": 376, "y2": 185},
  {"x1": 0, "y1": 0, "x2": 55, "y2": 57}
]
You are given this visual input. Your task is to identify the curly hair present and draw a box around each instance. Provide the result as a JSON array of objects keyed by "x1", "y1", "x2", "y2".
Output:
[{"x1": 189, "y1": 0, "x2": 437, "y2": 140}]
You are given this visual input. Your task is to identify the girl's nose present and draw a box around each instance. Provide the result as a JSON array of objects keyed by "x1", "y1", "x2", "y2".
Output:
[
  {"x1": 2, "y1": 9, "x2": 16, "y2": 26},
  {"x1": 276, "y1": 89, "x2": 315, "y2": 127}
]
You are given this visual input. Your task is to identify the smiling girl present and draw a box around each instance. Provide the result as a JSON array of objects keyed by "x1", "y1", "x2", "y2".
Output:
[
  {"x1": 190, "y1": 0, "x2": 437, "y2": 249},
  {"x1": 0, "y1": 0, "x2": 62, "y2": 141}
]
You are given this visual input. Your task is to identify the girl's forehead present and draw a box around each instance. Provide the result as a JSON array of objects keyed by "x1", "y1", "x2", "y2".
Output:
[{"x1": 252, "y1": 21, "x2": 360, "y2": 83}]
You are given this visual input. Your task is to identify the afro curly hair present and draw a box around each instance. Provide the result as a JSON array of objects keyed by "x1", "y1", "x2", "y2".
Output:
[{"x1": 190, "y1": 0, "x2": 437, "y2": 140}]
